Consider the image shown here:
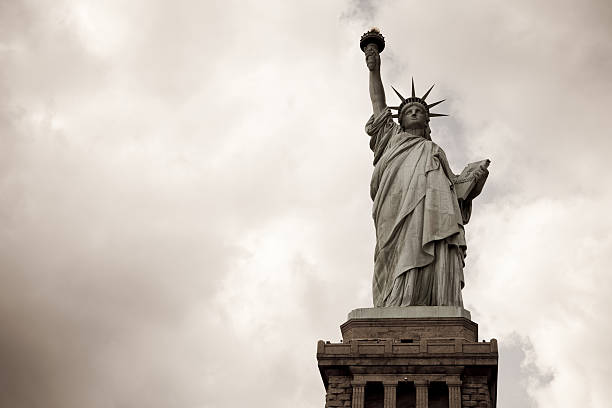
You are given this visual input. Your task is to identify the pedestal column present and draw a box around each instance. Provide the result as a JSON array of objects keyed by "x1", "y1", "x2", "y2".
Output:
[
  {"x1": 383, "y1": 382, "x2": 397, "y2": 408},
  {"x1": 351, "y1": 382, "x2": 365, "y2": 408},
  {"x1": 415, "y1": 380, "x2": 428, "y2": 408},
  {"x1": 447, "y1": 379, "x2": 462, "y2": 408}
]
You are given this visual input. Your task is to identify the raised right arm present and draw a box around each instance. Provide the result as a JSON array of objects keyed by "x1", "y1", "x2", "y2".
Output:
[{"x1": 365, "y1": 43, "x2": 387, "y2": 117}]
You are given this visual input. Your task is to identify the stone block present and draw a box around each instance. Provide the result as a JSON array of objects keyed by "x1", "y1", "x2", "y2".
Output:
[
  {"x1": 340, "y1": 314, "x2": 478, "y2": 342},
  {"x1": 347, "y1": 306, "x2": 472, "y2": 319},
  {"x1": 464, "y1": 376, "x2": 488, "y2": 384}
]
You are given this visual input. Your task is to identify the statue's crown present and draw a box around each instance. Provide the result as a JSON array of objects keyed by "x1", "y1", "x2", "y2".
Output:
[{"x1": 390, "y1": 78, "x2": 447, "y2": 120}]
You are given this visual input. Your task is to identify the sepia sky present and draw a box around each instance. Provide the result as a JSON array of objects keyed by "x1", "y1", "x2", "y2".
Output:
[{"x1": 1, "y1": 1, "x2": 611, "y2": 407}]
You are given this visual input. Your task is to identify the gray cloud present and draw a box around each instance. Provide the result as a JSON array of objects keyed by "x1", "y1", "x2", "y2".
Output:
[{"x1": 0, "y1": 0, "x2": 611, "y2": 407}]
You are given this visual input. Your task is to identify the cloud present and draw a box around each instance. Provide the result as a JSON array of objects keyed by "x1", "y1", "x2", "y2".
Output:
[{"x1": 1, "y1": 0, "x2": 611, "y2": 407}]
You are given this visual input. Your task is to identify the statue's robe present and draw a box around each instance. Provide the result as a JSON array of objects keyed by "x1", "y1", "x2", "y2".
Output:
[{"x1": 367, "y1": 109, "x2": 468, "y2": 307}]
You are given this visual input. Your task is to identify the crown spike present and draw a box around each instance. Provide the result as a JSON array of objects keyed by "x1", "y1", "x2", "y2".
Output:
[
  {"x1": 391, "y1": 114, "x2": 399, "y2": 118},
  {"x1": 389, "y1": 106, "x2": 400, "y2": 110},
  {"x1": 422, "y1": 84, "x2": 435, "y2": 101},
  {"x1": 429, "y1": 113, "x2": 448, "y2": 117},
  {"x1": 411, "y1": 78, "x2": 416, "y2": 98},
  {"x1": 427, "y1": 99, "x2": 445, "y2": 109},
  {"x1": 391, "y1": 86, "x2": 406, "y2": 102}
]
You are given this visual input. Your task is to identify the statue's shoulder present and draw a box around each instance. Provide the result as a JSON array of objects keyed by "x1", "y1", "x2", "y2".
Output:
[
  {"x1": 366, "y1": 109, "x2": 397, "y2": 137},
  {"x1": 428, "y1": 140, "x2": 447, "y2": 154}
]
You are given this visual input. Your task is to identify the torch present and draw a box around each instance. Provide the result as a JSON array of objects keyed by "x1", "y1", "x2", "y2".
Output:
[{"x1": 360, "y1": 28, "x2": 385, "y2": 53}]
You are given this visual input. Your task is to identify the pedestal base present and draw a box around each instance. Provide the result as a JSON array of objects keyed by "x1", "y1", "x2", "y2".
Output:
[
  {"x1": 317, "y1": 307, "x2": 498, "y2": 408},
  {"x1": 348, "y1": 306, "x2": 471, "y2": 320},
  {"x1": 342, "y1": 307, "x2": 477, "y2": 343}
]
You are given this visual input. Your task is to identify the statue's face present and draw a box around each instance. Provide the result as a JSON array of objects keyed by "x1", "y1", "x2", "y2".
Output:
[{"x1": 400, "y1": 103, "x2": 428, "y2": 130}]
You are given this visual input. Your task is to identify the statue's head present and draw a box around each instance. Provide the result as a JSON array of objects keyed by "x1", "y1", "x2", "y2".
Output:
[
  {"x1": 390, "y1": 79, "x2": 447, "y2": 136},
  {"x1": 399, "y1": 102, "x2": 429, "y2": 130}
]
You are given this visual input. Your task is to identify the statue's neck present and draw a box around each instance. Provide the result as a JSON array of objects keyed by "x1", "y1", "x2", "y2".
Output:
[{"x1": 402, "y1": 127, "x2": 426, "y2": 137}]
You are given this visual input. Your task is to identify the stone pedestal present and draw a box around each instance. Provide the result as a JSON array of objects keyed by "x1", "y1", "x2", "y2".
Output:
[{"x1": 317, "y1": 307, "x2": 498, "y2": 408}]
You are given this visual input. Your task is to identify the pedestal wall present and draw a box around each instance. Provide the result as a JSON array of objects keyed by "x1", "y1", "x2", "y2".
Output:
[{"x1": 317, "y1": 308, "x2": 498, "y2": 408}]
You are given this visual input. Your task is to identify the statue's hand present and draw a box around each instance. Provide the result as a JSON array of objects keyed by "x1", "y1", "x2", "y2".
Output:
[
  {"x1": 365, "y1": 44, "x2": 381, "y2": 72},
  {"x1": 473, "y1": 164, "x2": 489, "y2": 182},
  {"x1": 467, "y1": 164, "x2": 489, "y2": 201}
]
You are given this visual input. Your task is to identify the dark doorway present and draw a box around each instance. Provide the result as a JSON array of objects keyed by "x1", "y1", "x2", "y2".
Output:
[
  {"x1": 396, "y1": 381, "x2": 416, "y2": 408},
  {"x1": 364, "y1": 382, "x2": 384, "y2": 408},
  {"x1": 428, "y1": 381, "x2": 449, "y2": 408}
]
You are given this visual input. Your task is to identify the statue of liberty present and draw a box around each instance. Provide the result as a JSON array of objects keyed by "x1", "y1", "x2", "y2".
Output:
[{"x1": 360, "y1": 29, "x2": 489, "y2": 308}]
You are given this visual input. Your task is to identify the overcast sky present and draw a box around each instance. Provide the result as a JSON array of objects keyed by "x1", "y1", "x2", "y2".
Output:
[{"x1": 1, "y1": 0, "x2": 611, "y2": 407}]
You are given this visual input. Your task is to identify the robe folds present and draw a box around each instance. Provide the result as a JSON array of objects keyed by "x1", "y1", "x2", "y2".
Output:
[{"x1": 366, "y1": 109, "x2": 468, "y2": 307}]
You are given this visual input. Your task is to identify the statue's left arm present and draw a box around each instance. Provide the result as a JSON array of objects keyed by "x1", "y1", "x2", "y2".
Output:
[
  {"x1": 464, "y1": 162, "x2": 489, "y2": 201},
  {"x1": 458, "y1": 164, "x2": 489, "y2": 224},
  {"x1": 434, "y1": 147, "x2": 489, "y2": 224},
  {"x1": 434, "y1": 147, "x2": 457, "y2": 182}
]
